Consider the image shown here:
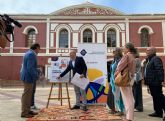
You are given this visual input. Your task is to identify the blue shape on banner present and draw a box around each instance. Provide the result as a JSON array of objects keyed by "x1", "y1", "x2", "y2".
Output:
[
  {"x1": 51, "y1": 56, "x2": 59, "y2": 61},
  {"x1": 80, "y1": 49, "x2": 87, "y2": 56},
  {"x1": 86, "y1": 82, "x2": 106, "y2": 103},
  {"x1": 90, "y1": 85, "x2": 97, "y2": 97}
]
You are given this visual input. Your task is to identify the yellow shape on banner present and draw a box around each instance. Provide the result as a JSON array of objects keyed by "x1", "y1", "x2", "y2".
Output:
[
  {"x1": 87, "y1": 68, "x2": 103, "y2": 81},
  {"x1": 104, "y1": 80, "x2": 109, "y2": 94},
  {"x1": 86, "y1": 88, "x2": 93, "y2": 100}
]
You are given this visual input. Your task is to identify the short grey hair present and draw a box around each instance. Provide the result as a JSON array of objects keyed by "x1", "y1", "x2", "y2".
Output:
[
  {"x1": 70, "y1": 50, "x2": 76, "y2": 54},
  {"x1": 147, "y1": 46, "x2": 156, "y2": 54}
]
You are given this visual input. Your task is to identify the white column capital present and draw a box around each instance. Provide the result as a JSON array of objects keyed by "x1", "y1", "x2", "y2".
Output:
[
  {"x1": 125, "y1": 18, "x2": 129, "y2": 21},
  {"x1": 10, "y1": 35, "x2": 14, "y2": 53},
  {"x1": 125, "y1": 18, "x2": 130, "y2": 43},
  {"x1": 162, "y1": 20, "x2": 165, "y2": 53},
  {"x1": 46, "y1": 18, "x2": 50, "y2": 54}
]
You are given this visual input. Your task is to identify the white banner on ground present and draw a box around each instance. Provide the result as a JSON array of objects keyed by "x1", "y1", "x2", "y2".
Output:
[
  {"x1": 49, "y1": 57, "x2": 70, "y2": 82},
  {"x1": 71, "y1": 73, "x2": 89, "y2": 90}
]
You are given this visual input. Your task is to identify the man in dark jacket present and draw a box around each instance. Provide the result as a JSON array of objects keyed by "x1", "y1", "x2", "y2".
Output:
[
  {"x1": 144, "y1": 47, "x2": 165, "y2": 119},
  {"x1": 58, "y1": 50, "x2": 88, "y2": 111}
]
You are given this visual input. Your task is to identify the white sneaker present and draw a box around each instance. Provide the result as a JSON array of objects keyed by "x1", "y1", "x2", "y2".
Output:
[{"x1": 31, "y1": 105, "x2": 40, "y2": 110}]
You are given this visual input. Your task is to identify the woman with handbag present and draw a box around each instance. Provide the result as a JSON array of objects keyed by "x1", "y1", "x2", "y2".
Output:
[
  {"x1": 133, "y1": 50, "x2": 143, "y2": 112},
  {"x1": 109, "y1": 48, "x2": 125, "y2": 115},
  {"x1": 115, "y1": 43, "x2": 136, "y2": 121}
]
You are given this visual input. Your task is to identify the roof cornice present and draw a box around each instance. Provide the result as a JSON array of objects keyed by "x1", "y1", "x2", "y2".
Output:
[{"x1": 7, "y1": 14, "x2": 165, "y2": 21}]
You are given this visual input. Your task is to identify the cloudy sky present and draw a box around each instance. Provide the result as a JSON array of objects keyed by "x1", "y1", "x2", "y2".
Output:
[{"x1": 0, "y1": 0, "x2": 165, "y2": 14}]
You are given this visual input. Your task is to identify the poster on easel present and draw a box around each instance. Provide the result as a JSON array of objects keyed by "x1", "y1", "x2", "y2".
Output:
[
  {"x1": 49, "y1": 57, "x2": 70, "y2": 82},
  {"x1": 78, "y1": 43, "x2": 108, "y2": 104}
]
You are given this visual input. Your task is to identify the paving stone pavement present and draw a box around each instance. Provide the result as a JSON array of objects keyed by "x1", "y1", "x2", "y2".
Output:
[{"x1": 0, "y1": 85, "x2": 165, "y2": 121}]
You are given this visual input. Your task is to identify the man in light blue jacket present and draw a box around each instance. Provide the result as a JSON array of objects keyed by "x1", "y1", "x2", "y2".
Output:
[{"x1": 20, "y1": 43, "x2": 40, "y2": 118}]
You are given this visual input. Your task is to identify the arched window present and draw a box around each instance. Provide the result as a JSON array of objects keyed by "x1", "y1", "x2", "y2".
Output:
[
  {"x1": 83, "y1": 29, "x2": 92, "y2": 43},
  {"x1": 107, "y1": 29, "x2": 116, "y2": 47},
  {"x1": 141, "y1": 28, "x2": 149, "y2": 47},
  {"x1": 26, "y1": 29, "x2": 36, "y2": 47},
  {"x1": 59, "y1": 29, "x2": 68, "y2": 48}
]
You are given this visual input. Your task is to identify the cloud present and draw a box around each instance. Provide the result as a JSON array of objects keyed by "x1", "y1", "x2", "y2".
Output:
[
  {"x1": 0, "y1": 0, "x2": 86, "y2": 14},
  {"x1": 0, "y1": 0, "x2": 165, "y2": 14},
  {"x1": 99, "y1": 0, "x2": 165, "y2": 14}
]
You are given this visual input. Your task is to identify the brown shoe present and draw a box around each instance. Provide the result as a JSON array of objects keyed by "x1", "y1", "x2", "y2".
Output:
[
  {"x1": 29, "y1": 111, "x2": 38, "y2": 115},
  {"x1": 21, "y1": 114, "x2": 34, "y2": 118}
]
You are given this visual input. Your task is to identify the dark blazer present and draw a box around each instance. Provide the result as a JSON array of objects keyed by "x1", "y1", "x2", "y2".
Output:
[
  {"x1": 20, "y1": 50, "x2": 39, "y2": 83},
  {"x1": 144, "y1": 54, "x2": 164, "y2": 86},
  {"x1": 60, "y1": 56, "x2": 87, "y2": 78}
]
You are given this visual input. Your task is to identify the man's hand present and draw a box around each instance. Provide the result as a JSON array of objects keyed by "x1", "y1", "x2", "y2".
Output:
[
  {"x1": 141, "y1": 59, "x2": 146, "y2": 66},
  {"x1": 57, "y1": 76, "x2": 61, "y2": 80},
  {"x1": 80, "y1": 74, "x2": 84, "y2": 78},
  {"x1": 162, "y1": 82, "x2": 165, "y2": 87}
]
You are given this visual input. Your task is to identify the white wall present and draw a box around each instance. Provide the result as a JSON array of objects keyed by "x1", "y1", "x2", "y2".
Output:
[
  {"x1": 51, "y1": 23, "x2": 58, "y2": 31},
  {"x1": 97, "y1": 32, "x2": 103, "y2": 43},
  {"x1": 117, "y1": 23, "x2": 125, "y2": 31},
  {"x1": 93, "y1": 24, "x2": 106, "y2": 30},
  {"x1": 73, "y1": 33, "x2": 79, "y2": 47},
  {"x1": 121, "y1": 32, "x2": 126, "y2": 46},
  {"x1": 50, "y1": 33, "x2": 54, "y2": 47},
  {"x1": 69, "y1": 24, "x2": 83, "y2": 31}
]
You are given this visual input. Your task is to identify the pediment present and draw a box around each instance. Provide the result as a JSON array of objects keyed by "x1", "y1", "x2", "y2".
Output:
[{"x1": 50, "y1": 2, "x2": 124, "y2": 16}]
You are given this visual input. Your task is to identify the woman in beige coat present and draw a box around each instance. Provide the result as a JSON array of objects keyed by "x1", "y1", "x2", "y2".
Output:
[{"x1": 115, "y1": 43, "x2": 136, "y2": 121}]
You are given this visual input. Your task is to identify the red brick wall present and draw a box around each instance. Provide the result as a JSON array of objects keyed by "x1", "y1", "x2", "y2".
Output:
[
  {"x1": 0, "y1": 56, "x2": 50, "y2": 80},
  {"x1": 129, "y1": 22, "x2": 163, "y2": 47},
  {"x1": 14, "y1": 23, "x2": 47, "y2": 47},
  {"x1": 0, "y1": 56, "x2": 22, "y2": 80}
]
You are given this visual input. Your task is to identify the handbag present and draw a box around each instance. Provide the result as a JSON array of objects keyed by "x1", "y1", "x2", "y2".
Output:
[{"x1": 115, "y1": 66, "x2": 131, "y2": 87}]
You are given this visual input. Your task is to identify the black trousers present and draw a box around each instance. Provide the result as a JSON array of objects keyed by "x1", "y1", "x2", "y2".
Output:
[
  {"x1": 149, "y1": 85, "x2": 165, "y2": 115},
  {"x1": 31, "y1": 81, "x2": 36, "y2": 106},
  {"x1": 133, "y1": 80, "x2": 143, "y2": 111},
  {"x1": 107, "y1": 85, "x2": 115, "y2": 111}
]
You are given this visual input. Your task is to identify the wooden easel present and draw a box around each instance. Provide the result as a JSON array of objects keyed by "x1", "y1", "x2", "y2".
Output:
[{"x1": 46, "y1": 82, "x2": 71, "y2": 109}]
